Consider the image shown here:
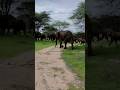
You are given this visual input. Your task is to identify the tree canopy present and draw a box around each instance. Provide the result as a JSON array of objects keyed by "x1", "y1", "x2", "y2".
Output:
[
  {"x1": 35, "y1": 11, "x2": 50, "y2": 31},
  {"x1": 43, "y1": 24, "x2": 57, "y2": 34},
  {"x1": 0, "y1": 0, "x2": 17, "y2": 15},
  {"x1": 70, "y1": 2, "x2": 85, "y2": 24},
  {"x1": 52, "y1": 20, "x2": 70, "y2": 31}
]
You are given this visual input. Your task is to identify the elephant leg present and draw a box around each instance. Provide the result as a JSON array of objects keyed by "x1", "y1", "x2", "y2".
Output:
[
  {"x1": 60, "y1": 41, "x2": 62, "y2": 48},
  {"x1": 71, "y1": 42, "x2": 74, "y2": 50},
  {"x1": 109, "y1": 38, "x2": 113, "y2": 46},
  {"x1": 64, "y1": 42, "x2": 67, "y2": 49},
  {"x1": 23, "y1": 30, "x2": 26, "y2": 36},
  {"x1": 115, "y1": 39, "x2": 118, "y2": 47}
]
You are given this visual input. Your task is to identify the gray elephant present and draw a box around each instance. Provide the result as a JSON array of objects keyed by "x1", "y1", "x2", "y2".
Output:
[{"x1": 55, "y1": 30, "x2": 74, "y2": 49}]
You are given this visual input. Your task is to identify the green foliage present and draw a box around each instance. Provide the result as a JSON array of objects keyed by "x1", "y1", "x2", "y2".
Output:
[
  {"x1": 16, "y1": 1, "x2": 34, "y2": 16},
  {"x1": 35, "y1": 11, "x2": 50, "y2": 29},
  {"x1": 43, "y1": 24, "x2": 58, "y2": 34},
  {"x1": 71, "y1": 2, "x2": 85, "y2": 24},
  {"x1": 0, "y1": 0, "x2": 16, "y2": 15},
  {"x1": 52, "y1": 20, "x2": 70, "y2": 30}
]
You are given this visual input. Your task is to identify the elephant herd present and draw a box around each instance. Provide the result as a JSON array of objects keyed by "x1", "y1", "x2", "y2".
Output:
[
  {"x1": 88, "y1": 16, "x2": 120, "y2": 46},
  {"x1": 35, "y1": 32, "x2": 56, "y2": 41},
  {"x1": 35, "y1": 31, "x2": 85, "y2": 49},
  {"x1": 92, "y1": 30, "x2": 120, "y2": 46},
  {"x1": 0, "y1": 14, "x2": 26, "y2": 36}
]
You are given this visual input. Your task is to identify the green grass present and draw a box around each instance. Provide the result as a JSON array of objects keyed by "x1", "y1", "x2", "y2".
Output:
[
  {"x1": 86, "y1": 40, "x2": 120, "y2": 90},
  {"x1": 62, "y1": 45, "x2": 85, "y2": 90},
  {"x1": 68, "y1": 85, "x2": 80, "y2": 90},
  {"x1": 0, "y1": 36, "x2": 34, "y2": 59},
  {"x1": 35, "y1": 40, "x2": 55, "y2": 51}
]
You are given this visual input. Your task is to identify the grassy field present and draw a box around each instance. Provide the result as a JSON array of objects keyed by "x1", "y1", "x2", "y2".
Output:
[
  {"x1": 35, "y1": 40, "x2": 55, "y2": 51},
  {"x1": 86, "y1": 40, "x2": 120, "y2": 90},
  {"x1": 62, "y1": 45, "x2": 85, "y2": 90},
  {"x1": 0, "y1": 36, "x2": 34, "y2": 59}
]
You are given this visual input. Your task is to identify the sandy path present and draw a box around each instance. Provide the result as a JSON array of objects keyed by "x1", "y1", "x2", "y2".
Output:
[
  {"x1": 35, "y1": 46, "x2": 80, "y2": 90},
  {"x1": 0, "y1": 51, "x2": 34, "y2": 90}
]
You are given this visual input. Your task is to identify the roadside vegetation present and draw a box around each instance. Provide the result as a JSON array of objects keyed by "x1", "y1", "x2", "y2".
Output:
[
  {"x1": 0, "y1": 36, "x2": 33, "y2": 59},
  {"x1": 35, "y1": 40, "x2": 55, "y2": 51},
  {"x1": 62, "y1": 45, "x2": 85, "y2": 90},
  {"x1": 86, "y1": 41, "x2": 120, "y2": 90}
]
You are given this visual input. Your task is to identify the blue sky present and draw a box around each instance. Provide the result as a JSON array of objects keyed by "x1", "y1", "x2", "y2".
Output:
[{"x1": 35, "y1": 0, "x2": 84, "y2": 32}]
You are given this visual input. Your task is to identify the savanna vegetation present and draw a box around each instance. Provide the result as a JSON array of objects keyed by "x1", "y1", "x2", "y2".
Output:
[
  {"x1": 35, "y1": 40, "x2": 55, "y2": 51},
  {"x1": 86, "y1": 41, "x2": 120, "y2": 90},
  {"x1": 62, "y1": 45, "x2": 85, "y2": 90},
  {"x1": 86, "y1": 0, "x2": 120, "y2": 90},
  {"x1": 0, "y1": 36, "x2": 33, "y2": 59},
  {"x1": 0, "y1": 0, "x2": 34, "y2": 59},
  {"x1": 35, "y1": 1, "x2": 85, "y2": 90}
]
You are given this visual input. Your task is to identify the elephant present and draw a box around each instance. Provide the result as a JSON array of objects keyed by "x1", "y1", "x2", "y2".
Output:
[
  {"x1": 55, "y1": 30, "x2": 74, "y2": 49},
  {"x1": 34, "y1": 31, "x2": 41, "y2": 40},
  {"x1": 40, "y1": 34, "x2": 46, "y2": 40},
  {"x1": 109, "y1": 31, "x2": 120, "y2": 46},
  {"x1": 48, "y1": 33, "x2": 56, "y2": 41}
]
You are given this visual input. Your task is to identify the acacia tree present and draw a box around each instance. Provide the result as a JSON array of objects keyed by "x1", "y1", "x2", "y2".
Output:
[
  {"x1": 16, "y1": 1, "x2": 34, "y2": 33},
  {"x1": 70, "y1": 2, "x2": 85, "y2": 24},
  {"x1": 43, "y1": 24, "x2": 57, "y2": 34},
  {"x1": 52, "y1": 21, "x2": 70, "y2": 31},
  {"x1": 16, "y1": 1, "x2": 34, "y2": 16},
  {"x1": 0, "y1": 0, "x2": 17, "y2": 15},
  {"x1": 70, "y1": 2, "x2": 85, "y2": 31},
  {"x1": 35, "y1": 11, "x2": 50, "y2": 32}
]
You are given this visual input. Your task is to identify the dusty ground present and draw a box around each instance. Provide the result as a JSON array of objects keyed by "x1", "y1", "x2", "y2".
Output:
[
  {"x1": 35, "y1": 46, "x2": 80, "y2": 90},
  {"x1": 0, "y1": 51, "x2": 34, "y2": 90},
  {"x1": 0, "y1": 46, "x2": 80, "y2": 90}
]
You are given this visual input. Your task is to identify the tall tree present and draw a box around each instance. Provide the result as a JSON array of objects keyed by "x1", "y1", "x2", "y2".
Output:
[
  {"x1": 43, "y1": 25, "x2": 57, "y2": 34},
  {"x1": 70, "y1": 2, "x2": 85, "y2": 24},
  {"x1": 0, "y1": 0, "x2": 17, "y2": 15},
  {"x1": 16, "y1": 0, "x2": 34, "y2": 32},
  {"x1": 16, "y1": 1, "x2": 34, "y2": 16},
  {"x1": 35, "y1": 11, "x2": 50, "y2": 32},
  {"x1": 52, "y1": 21, "x2": 70, "y2": 31}
]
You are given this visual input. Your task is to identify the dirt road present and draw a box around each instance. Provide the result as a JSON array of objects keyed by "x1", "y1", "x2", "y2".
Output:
[
  {"x1": 0, "y1": 51, "x2": 34, "y2": 90},
  {"x1": 35, "y1": 46, "x2": 80, "y2": 90}
]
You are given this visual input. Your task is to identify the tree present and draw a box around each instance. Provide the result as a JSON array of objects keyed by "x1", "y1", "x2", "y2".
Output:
[
  {"x1": 0, "y1": 0, "x2": 17, "y2": 15},
  {"x1": 52, "y1": 21, "x2": 70, "y2": 31},
  {"x1": 35, "y1": 11, "x2": 50, "y2": 32},
  {"x1": 16, "y1": 1, "x2": 34, "y2": 16},
  {"x1": 43, "y1": 25, "x2": 57, "y2": 34},
  {"x1": 70, "y1": 2, "x2": 85, "y2": 33},
  {"x1": 16, "y1": 0, "x2": 34, "y2": 33},
  {"x1": 85, "y1": 0, "x2": 120, "y2": 56},
  {"x1": 70, "y1": 2, "x2": 85, "y2": 24}
]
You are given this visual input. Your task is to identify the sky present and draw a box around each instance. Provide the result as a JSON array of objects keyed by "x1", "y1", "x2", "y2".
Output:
[
  {"x1": 35, "y1": 0, "x2": 84, "y2": 32},
  {"x1": 87, "y1": 0, "x2": 120, "y2": 18}
]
